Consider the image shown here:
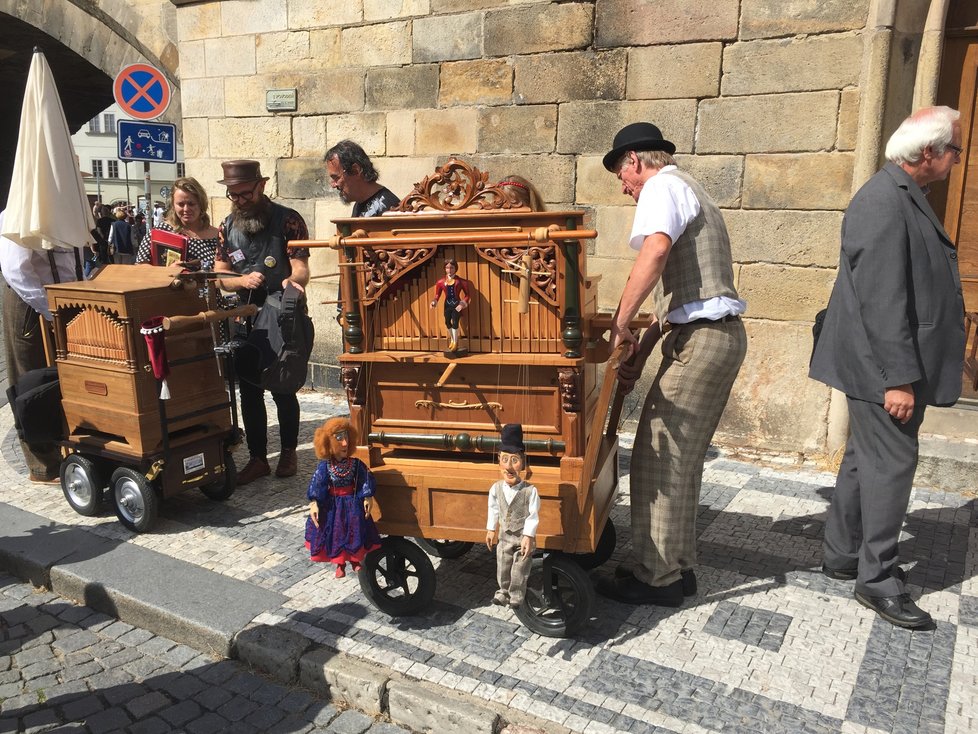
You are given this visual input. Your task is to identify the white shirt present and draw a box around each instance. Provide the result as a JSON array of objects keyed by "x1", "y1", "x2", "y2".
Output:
[
  {"x1": 486, "y1": 479, "x2": 540, "y2": 538},
  {"x1": 0, "y1": 211, "x2": 79, "y2": 320},
  {"x1": 628, "y1": 166, "x2": 746, "y2": 324}
]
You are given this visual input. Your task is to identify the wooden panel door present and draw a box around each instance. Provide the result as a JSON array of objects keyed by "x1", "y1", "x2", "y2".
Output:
[{"x1": 935, "y1": 32, "x2": 978, "y2": 399}]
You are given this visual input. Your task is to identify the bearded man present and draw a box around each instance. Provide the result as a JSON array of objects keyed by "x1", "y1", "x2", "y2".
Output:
[{"x1": 214, "y1": 160, "x2": 311, "y2": 485}]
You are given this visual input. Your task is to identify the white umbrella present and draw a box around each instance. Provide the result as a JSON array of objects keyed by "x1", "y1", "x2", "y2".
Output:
[{"x1": 1, "y1": 48, "x2": 94, "y2": 251}]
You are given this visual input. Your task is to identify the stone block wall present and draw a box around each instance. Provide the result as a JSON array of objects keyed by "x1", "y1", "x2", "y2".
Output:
[{"x1": 171, "y1": 0, "x2": 875, "y2": 456}]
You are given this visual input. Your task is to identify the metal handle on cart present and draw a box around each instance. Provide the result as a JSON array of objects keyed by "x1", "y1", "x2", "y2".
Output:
[{"x1": 162, "y1": 304, "x2": 258, "y2": 335}]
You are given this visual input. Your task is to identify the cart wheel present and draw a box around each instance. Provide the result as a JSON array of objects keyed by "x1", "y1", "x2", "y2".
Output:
[
  {"x1": 415, "y1": 538, "x2": 474, "y2": 559},
  {"x1": 358, "y1": 537, "x2": 436, "y2": 616},
  {"x1": 570, "y1": 520, "x2": 617, "y2": 570},
  {"x1": 515, "y1": 553, "x2": 594, "y2": 638},
  {"x1": 111, "y1": 468, "x2": 159, "y2": 533},
  {"x1": 201, "y1": 453, "x2": 237, "y2": 501},
  {"x1": 60, "y1": 455, "x2": 104, "y2": 516}
]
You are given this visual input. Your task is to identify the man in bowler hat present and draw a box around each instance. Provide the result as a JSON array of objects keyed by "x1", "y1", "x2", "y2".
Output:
[
  {"x1": 213, "y1": 160, "x2": 311, "y2": 484},
  {"x1": 598, "y1": 122, "x2": 747, "y2": 606}
]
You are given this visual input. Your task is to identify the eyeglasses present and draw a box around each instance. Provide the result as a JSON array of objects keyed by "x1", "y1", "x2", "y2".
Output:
[
  {"x1": 226, "y1": 181, "x2": 261, "y2": 202},
  {"x1": 946, "y1": 143, "x2": 963, "y2": 156}
]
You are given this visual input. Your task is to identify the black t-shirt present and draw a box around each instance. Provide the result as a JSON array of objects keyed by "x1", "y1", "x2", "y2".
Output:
[{"x1": 352, "y1": 187, "x2": 400, "y2": 218}]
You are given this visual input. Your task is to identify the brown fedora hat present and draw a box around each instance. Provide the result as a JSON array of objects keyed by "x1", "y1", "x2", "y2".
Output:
[
  {"x1": 218, "y1": 160, "x2": 269, "y2": 186},
  {"x1": 603, "y1": 122, "x2": 676, "y2": 171}
]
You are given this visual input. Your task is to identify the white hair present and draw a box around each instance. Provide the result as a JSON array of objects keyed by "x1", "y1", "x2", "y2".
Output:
[{"x1": 885, "y1": 106, "x2": 960, "y2": 165}]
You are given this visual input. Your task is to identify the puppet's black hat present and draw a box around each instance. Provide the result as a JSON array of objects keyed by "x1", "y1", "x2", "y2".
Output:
[{"x1": 499, "y1": 423, "x2": 525, "y2": 453}]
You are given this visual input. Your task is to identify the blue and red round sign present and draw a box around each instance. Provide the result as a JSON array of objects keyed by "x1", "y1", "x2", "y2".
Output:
[{"x1": 113, "y1": 63, "x2": 171, "y2": 121}]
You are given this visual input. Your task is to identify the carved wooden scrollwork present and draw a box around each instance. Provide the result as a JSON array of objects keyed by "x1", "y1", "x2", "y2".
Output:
[
  {"x1": 398, "y1": 158, "x2": 526, "y2": 212},
  {"x1": 341, "y1": 365, "x2": 363, "y2": 406},
  {"x1": 557, "y1": 368, "x2": 580, "y2": 413},
  {"x1": 476, "y1": 244, "x2": 558, "y2": 306},
  {"x1": 361, "y1": 247, "x2": 434, "y2": 303}
]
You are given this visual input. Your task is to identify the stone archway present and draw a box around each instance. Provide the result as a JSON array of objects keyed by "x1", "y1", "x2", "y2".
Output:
[{"x1": 0, "y1": 0, "x2": 182, "y2": 206}]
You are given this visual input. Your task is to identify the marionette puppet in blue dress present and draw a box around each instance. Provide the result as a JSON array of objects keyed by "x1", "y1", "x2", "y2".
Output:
[{"x1": 304, "y1": 416, "x2": 382, "y2": 578}]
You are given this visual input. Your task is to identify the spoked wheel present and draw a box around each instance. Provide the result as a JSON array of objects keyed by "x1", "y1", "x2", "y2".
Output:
[
  {"x1": 570, "y1": 520, "x2": 617, "y2": 570},
  {"x1": 358, "y1": 537, "x2": 436, "y2": 616},
  {"x1": 60, "y1": 455, "x2": 104, "y2": 516},
  {"x1": 111, "y1": 467, "x2": 159, "y2": 533},
  {"x1": 201, "y1": 453, "x2": 237, "y2": 501},
  {"x1": 515, "y1": 553, "x2": 594, "y2": 638},
  {"x1": 415, "y1": 538, "x2": 474, "y2": 559}
]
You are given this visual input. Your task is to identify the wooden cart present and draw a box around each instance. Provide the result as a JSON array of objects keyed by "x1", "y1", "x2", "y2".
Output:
[
  {"x1": 302, "y1": 161, "x2": 636, "y2": 636},
  {"x1": 46, "y1": 266, "x2": 250, "y2": 532}
]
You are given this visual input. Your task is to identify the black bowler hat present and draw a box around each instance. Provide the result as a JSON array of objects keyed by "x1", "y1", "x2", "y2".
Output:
[
  {"x1": 499, "y1": 424, "x2": 525, "y2": 453},
  {"x1": 602, "y1": 122, "x2": 677, "y2": 171}
]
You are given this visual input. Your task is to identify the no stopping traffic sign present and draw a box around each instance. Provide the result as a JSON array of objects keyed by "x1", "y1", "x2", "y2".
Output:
[{"x1": 114, "y1": 64, "x2": 171, "y2": 121}]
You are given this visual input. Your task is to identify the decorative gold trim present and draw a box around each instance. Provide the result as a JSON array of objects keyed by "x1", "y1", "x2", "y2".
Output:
[
  {"x1": 398, "y1": 159, "x2": 525, "y2": 212},
  {"x1": 415, "y1": 399, "x2": 504, "y2": 411}
]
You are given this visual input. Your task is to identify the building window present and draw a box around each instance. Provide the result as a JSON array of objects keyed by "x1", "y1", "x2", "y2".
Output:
[
  {"x1": 88, "y1": 118, "x2": 100, "y2": 134},
  {"x1": 92, "y1": 160, "x2": 103, "y2": 179},
  {"x1": 103, "y1": 113, "x2": 115, "y2": 133},
  {"x1": 176, "y1": 163, "x2": 186, "y2": 178},
  {"x1": 107, "y1": 160, "x2": 119, "y2": 179}
]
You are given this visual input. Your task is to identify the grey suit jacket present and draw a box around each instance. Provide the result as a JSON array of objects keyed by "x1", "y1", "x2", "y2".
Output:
[{"x1": 809, "y1": 163, "x2": 964, "y2": 406}]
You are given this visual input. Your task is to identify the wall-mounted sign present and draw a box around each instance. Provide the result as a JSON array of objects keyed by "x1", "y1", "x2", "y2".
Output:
[
  {"x1": 118, "y1": 120, "x2": 176, "y2": 163},
  {"x1": 266, "y1": 89, "x2": 297, "y2": 112}
]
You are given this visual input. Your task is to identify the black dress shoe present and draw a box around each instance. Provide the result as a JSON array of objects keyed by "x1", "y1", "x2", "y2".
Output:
[
  {"x1": 821, "y1": 564, "x2": 858, "y2": 581},
  {"x1": 596, "y1": 575, "x2": 684, "y2": 607},
  {"x1": 822, "y1": 565, "x2": 907, "y2": 583},
  {"x1": 614, "y1": 565, "x2": 697, "y2": 596},
  {"x1": 854, "y1": 591, "x2": 933, "y2": 629}
]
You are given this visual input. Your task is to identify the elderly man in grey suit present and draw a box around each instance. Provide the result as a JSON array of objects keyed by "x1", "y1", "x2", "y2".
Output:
[{"x1": 810, "y1": 106, "x2": 965, "y2": 629}]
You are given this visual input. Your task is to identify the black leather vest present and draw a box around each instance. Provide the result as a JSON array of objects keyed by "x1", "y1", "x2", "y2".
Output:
[{"x1": 222, "y1": 201, "x2": 293, "y2": 300}]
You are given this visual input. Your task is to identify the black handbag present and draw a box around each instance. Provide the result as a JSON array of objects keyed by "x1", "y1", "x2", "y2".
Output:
[
  {"x1": 6, "y1": 366, "x2": 65, "y2": 444},
  {"x1": 233, "y1": 284, "x2": 313, "y2": 393}
]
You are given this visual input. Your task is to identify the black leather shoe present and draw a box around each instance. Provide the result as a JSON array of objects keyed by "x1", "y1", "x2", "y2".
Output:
[
  {"x1": 854, "y1": 591, "x2": 933, "y2": 629},
  {"x1": 821, "y1": 564, "x2": 858, "y2": 581},
  {"x1": 596, "y1": 575, "x2": 684, "y2": 607},
  {"x1": 822, "y1": 565, "x2": 907, "y2": 583},
  {"x1": 614, "y1": 565, "x2": 697, "y2": 596}
]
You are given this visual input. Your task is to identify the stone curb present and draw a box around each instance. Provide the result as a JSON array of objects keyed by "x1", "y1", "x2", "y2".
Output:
[{"x1": 0, "y1": 502, "x2": 568, "y2": 733}]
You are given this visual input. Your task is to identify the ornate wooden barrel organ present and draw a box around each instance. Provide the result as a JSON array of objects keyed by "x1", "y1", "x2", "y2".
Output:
[
  {"x1": 46, "y1": 266, "x2": 232, "y2": 469},
  {"x1": 310, "y1": 160, "x2": 619, "y2": 553}
]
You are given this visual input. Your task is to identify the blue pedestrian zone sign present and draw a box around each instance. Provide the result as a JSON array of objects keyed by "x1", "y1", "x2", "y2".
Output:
[{"x1": 118, "y1": 120, "x2": 176, "y2": 163}]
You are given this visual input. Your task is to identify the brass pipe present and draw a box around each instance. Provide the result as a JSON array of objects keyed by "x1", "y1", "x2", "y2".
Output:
[{"x1": 290, "y1": 228, "x2": 597, "y2": 250}]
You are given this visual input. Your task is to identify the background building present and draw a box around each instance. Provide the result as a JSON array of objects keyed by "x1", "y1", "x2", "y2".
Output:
[{"x1": 71, "y1": 102, "x2": 185, "y2": 212}]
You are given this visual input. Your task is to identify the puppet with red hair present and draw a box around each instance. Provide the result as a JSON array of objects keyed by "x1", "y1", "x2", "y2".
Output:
[{"x1": 304, "y1": 416, "x2": 382, "y2": 578}]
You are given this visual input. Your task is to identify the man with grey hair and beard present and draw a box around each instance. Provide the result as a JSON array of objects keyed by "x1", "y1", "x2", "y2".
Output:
[{"x1": 214, "y1": 160, "x2": 310, "y2": 485}]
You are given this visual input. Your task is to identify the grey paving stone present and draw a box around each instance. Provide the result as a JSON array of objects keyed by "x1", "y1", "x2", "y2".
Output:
[
  {"x1": 216, "y1": 694, "x2": 259, "y2": 722},
  {"x1": 83, "y1": 706, "x2": 132, "y2": 733},
  {"x1": 124, "y1": 690, "x2": 171, "y2": 719},
  {"x1": 186, "y1": 712, "x2": 232, "y2": 734},
  {"x1": 61, "y1": 693, "x2": 106, "y2": 721},
  {"x1": 159, "y1": 698, "x2": 203, "y2": 726},
  {"x1": 324, "y1": 709, "x2": 373, "y2": 734},
  {"x1": 128, "y1": 717, "x2": 171, "y2": 734},
  {"x1": 193, "y1": 686, "x2": 235, "y2": 711}
]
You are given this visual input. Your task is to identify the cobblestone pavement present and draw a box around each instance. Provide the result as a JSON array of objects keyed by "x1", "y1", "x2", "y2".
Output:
[
  {"x1": 1, "y1": 384, "x2": 977, "y2": 733},
  {"x1": 0, "y1": 572, "x2": 413, "y2": 734}
]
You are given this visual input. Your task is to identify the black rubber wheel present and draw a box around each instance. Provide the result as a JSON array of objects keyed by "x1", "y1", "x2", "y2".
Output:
[
  {"x1": 358, "y1": 537, "x2": 436, "y2": 616},
  {"x1": 111, "y1": 467, "x2": 159, "y2": 533},
  {"x1": 570, "y1": 520, "x2": 617, "y2": 570},
  {"x1": 60, "y1": 454, "x2": 104, "y2": 516},
  {"x1": 515, "y1": 553, "x2": 594, "y2": 638},
  {"x1": 415, "y1": 538, "x2": 475, "y2": 559},
  {"x1": 201, "y1": 453, "x2": 237, "y2": 501}
]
